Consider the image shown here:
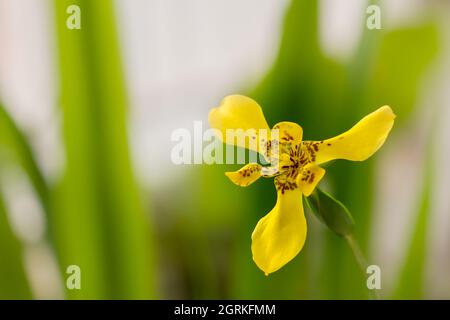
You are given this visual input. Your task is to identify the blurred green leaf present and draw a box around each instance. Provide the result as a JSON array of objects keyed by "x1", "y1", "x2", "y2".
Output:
[
  {"x1": 392, "y1": 164, "x2": 431, "y2": 299},
  {"x1": 53, "y1": 0, "x2": 156, "y2": 298},
  {"x1": 0, "y1": 102, "x2": 47, "y2": 298},
  {"x1": 367, "y1": 22, "x2": 440, "y2": 122},
  {"x1": 0, "y1": 190, "x2": 32, "y2": 299},
  {"x1": 393, "y1": 119, "x2": 436, "y2": 299}
]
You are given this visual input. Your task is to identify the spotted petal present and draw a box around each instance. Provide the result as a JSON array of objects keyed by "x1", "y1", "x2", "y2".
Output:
[
  {"x1": 307, "y1": 106, "x2": 396, "y2": 165},
  {"x1": 251, "y1": 188, "x2": 307, "y2": 275},
  {"x1": 272, "y1": 122, "x2": 303, "y2": 144},
  {"x1": 297, "y1": 164, "x2": 326, "y2": 196},
  {"x1": 225, "y1": 163, "x2": 262, "y2": 187}
]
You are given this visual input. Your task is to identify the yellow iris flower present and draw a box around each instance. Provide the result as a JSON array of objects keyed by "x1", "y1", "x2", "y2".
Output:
[{"x1": 209, "y1": 95, "x2": 395, "y2": 275}]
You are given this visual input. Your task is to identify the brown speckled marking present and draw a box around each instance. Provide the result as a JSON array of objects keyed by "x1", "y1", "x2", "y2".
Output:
[
  {"x1": 275, "y1": 176, "x2": 298, "y2": 194},
  {"x1": 260, "y1": 135, "x2": 324, "y2": 193},
  {"x1": 239, "y1": 164, "x2": 260, "y2": 178},
  {"x1": 283, "y1": 131, "x2": 294, "y2": 141},
  {"x1": 302, "y1": 141, "x2": 321, "y2": 163}
]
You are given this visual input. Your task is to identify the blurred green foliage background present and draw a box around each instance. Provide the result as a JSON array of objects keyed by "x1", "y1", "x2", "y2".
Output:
[{"x1": 0, "y1": 0, "x2": 448, "y2": 299}]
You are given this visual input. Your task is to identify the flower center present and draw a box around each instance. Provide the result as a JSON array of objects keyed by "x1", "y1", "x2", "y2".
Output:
[{"x1": 273, "y1": 141, "x2": 322, "y2": 194}]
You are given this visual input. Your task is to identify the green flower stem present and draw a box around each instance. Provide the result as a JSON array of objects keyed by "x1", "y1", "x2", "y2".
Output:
[{"x1": 344, "y1": 233, "x2": 380, "y2": 300}]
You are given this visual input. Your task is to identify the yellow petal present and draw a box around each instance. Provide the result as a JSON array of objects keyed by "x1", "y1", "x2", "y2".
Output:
[
  {"x1": 251, "y1": 188, "x2": 307, "y2": 275},
  {"x1": 270, "y1": 121, "x2": 303, "y2": 158},
  {"x1": 209, "y1": 95, "x2": 270, "y2": 153},
  {"x1": 272, "y1": 122, "x2": 303, "y2": 144},
  {"x1": 225, "y1": 163, "x2": 262, "y2": 187},
  {"x1": 297, "y1": 164, "x2": 326, "y2": 196},
  {"x1": 308, "y1": 106, "x2": 396, "y2": 164}
]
